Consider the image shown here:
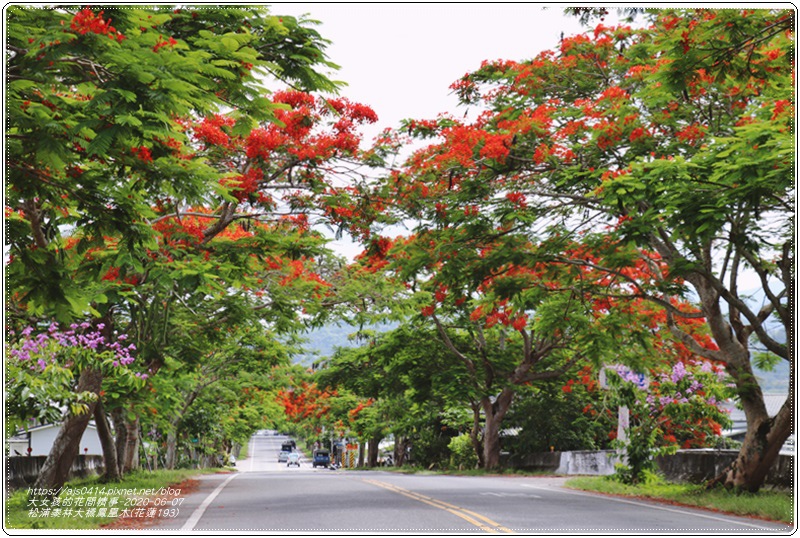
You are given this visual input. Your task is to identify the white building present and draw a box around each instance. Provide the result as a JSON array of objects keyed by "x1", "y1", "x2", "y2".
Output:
[{"x1": 7, "y1": 422, "x2": 103, "y2": 457}]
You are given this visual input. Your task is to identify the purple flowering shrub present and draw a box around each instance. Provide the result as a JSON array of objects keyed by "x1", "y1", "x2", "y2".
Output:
[
  {"x1": 6, "y1": 321, "x2": 147, "y2": 431},
  {"x1": 607, "y1": 360, "x2": 735, "y2": 484}
]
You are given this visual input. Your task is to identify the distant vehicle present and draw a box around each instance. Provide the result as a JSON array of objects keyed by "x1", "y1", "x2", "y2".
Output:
[
  {"x1": 312, "y1": 449, "x2": 330, "y2": 468},
  {"x1": 287, "y1": 452, "x2": 301, "y2": 467},
  {"x1": 278, "y1": 450, "x2": 290, "y2": 463},
  {"x1": 281, "y1": 441, "x2": 296, "y2": 453}
]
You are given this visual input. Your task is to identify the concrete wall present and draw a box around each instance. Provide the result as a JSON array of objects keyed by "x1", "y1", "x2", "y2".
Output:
[
  {"x1": 503, "y1": 449, "x2": 792, "y2": 489},
  {"x1": 504, "y1": 450, "x2": 620, "y2": 475},
  {"x1": 7, "y1": 455, "x2": 105, "y2": 491},
  {"x1": 655, "y1": 449, "x2": 793, "y2": 489}
]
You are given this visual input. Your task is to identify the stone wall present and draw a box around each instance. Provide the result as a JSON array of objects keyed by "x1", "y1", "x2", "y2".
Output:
[
  {"x1": 503, "y1": 449, "x2": 793, "y2": 489},
  {"x1": 654, "y1": 449, "x2": 793, "y2": 489},
  {"x1": 7, "y1": 455, "x2": 105, "y2": 491}
]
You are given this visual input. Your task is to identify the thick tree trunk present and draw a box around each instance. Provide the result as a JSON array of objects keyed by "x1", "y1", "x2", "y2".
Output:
[
  {"x1": 367, "y1": 435, "x2": 381, "y2": 467},
  {"x1": 32, "y1": 368, "x2": 103, "y2": 494},
  {"x1": 481, "y1": 389, "x2": 513, "y2": 470},
  {"x1": 710, "y1": 360, "x2": 794, "y2": 491},
  {"x1": 469, "y1": 403, "x2": 484, "y2": 468},
  {"x1": 689, "y1": 278, "x2": 793, "y2": 492},
  {"x1": 482, "y1": 407, "x2": 502, "y2": 470},
  {"x1": 358, "y1": 442, "x2": 365, "y2": 467},
  {"x1": 112, "y1": 407, "x2": 129, "y2": 471},
  {"x1": 394, "y1": 436, "x2": 409, "y2": 466},
  {"x1": 93, "y1": 399, "x2": 121, "y2": 482},
  {"x1": 122, "y1": 416, "x2": 140, "y2": 472},
  {"x1": 165, "y1": 430, "x2": 179, "y2": 470}
]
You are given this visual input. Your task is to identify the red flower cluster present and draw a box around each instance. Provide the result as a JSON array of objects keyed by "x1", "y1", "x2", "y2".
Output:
[
  {"x1": 193, "y1": 114, "x2": 235, "y2": 148},
  {"x1": 131, "y1": 146, "x2": 153, "y2": 163},
  {"x1": 220, "y1": 167, "x2": 264, "y2": 202},
  {"x1": 153, "y1": 35, "x2": 178, "y2": 53},
  {"x1": 70, "y1": 8, "x2": 125, "y2": 42},
  {"x1": 244, "y1": 92, "x2": 377, "y2": 164}
]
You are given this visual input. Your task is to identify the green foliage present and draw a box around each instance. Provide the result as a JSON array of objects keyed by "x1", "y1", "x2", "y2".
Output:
[
  {"x1": 503, "y1": 378, "x2": 615, "y2": 454},
  {"x1": 6, "y1": 5, "x2": 341, "y2": 321},
  {"x1": 448, "y1": 434, "x2": 478, "y2": 470}
]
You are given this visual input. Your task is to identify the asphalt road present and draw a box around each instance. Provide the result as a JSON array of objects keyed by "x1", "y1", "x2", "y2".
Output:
[{"x1": 151, "y1": 434, "x2": 792, "y2": 534}]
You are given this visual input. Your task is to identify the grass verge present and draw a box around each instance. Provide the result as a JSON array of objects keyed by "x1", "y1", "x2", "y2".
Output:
[
  {"x1": 565, "y1": 476, "x2": 794, "y2": 525},
  {"x1": 5, "y1": 468, "x2": 220, "y2": 530}
]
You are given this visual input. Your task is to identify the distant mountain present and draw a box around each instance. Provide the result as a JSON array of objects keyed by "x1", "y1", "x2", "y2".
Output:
[
  {"x1": 293, "y1": 323, "x2": 397, "y2": 365},
  {"x1": 754, "y1": 360, "x2": 790, "y2": 395}
]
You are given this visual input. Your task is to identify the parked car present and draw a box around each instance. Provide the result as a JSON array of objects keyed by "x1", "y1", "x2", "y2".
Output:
[
  {"x1": 278, "y1": 450, "x2": 290, "y2": 463},
  {"x1": 287, "y1": 452, "x2": 301, "y2": 467},
  {"x1": 312, "y1": 449, "x2": 330, "y2": 468}
]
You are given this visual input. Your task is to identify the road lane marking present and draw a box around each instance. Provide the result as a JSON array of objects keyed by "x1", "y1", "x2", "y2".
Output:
[
  {"x1": 181, "y1": 473, "x2": 238, "y2": 531},
  {"x1": 482, "y1": 492, "x2": 542, "y2": 498},
  {"x1": 519, "y1": 484, "x2": 783, "y2": 531},
  {"x1": 363, "y1": 479, "x2": 514, "y2": 534}
]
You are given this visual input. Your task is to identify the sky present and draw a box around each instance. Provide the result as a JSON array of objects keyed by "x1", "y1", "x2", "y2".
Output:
[{"x1": 268, "y1": 3, "x2": 591, "y2": 144}]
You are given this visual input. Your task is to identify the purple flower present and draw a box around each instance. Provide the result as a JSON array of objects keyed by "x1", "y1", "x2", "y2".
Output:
[{"x1": 671, "y1": 362, "x2": 687, "y2": 383}]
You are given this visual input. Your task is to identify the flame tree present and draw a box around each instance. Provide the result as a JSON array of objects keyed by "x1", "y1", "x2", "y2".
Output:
[
  {"x1": 359, "y1": 8, "x2": 792, "y2": 487},
  {"x1": 6, "y1": 6, "x2": 377, "y2": 491}
]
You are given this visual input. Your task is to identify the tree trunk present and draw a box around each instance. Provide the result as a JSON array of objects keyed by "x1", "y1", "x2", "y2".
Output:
[
  {"x1": 367, "y1": 435, "x2": 381, "y2": 467},
  {"x1": 469, "y1": 403, "x2": 484, "y2": 468},
  {"x1": 690, "y1": 277, "x2": 794, "y2": 492},
  {"x1": 122, "y1": 416, "x2": 140, "y2": 472},
  {"x1": 112, "y1": 407, "x2": 129, "y2": 472},
  {"x1": 93, "y1": 399, "x2": 121, "y2": 482},
  {"x1": 482, "y1": 405, "x2": 502, "y2": 470},
  {"x1": 357, "y1": 442, "x2": 365, "y2": 467},
  {"x1": 710, "y1": 359, "x2": 794, "y2": 491},
  {"x1": 32, "y1": 368, "x2": 103, "y2": 494},
  {"x1": 165, "y1": 430, "x2": 178, "y2": 470},
  {"x1": 481, "y1": 389, "x2": 513, "y2": 470},
  {"x1": 394, "y1": 436, "x2": 408, "y2": 466}
]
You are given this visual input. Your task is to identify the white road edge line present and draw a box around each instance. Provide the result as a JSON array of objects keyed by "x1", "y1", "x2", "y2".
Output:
[
  {"x1": 519, "y1": 484, "x2": 783, "y2": 531},
  {"x1": 181, "y1": 473, "x2": 238, "y2": 531}
]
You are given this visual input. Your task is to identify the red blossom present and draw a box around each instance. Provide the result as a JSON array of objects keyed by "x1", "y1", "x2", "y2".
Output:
[
  {"x1": 131, "y1": 146, "x2": 153, "y2": 163},
  {"x1": 70, "y1": 8, "x2": 125, "y2": 41}
]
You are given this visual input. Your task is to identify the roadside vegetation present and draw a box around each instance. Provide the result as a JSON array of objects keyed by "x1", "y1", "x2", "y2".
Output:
[{"x1": 566, "y1": 476, "x2": 794, "y2": 524}]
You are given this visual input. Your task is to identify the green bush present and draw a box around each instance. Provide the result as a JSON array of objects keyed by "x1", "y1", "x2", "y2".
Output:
[{"x1": 448, "y1": 433, "x2": 478, "y2": 470}]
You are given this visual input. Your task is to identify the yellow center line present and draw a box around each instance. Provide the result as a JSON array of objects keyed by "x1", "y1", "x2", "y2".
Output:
[{"x1": 363, "y1": 479, "x2": 515, "y2": 534}]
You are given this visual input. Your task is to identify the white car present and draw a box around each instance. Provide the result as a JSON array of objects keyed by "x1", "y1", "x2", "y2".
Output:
[
  {"x1": 278, "y1": 450, "x2": 290, "y2": 463},
  {"x1": 287, "y1": 452, "x2": 301, "y2": 467}
]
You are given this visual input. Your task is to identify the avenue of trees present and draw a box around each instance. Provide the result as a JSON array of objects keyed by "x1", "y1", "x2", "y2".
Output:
[{"x1": 5, "y1": 6, "x2": 793, "y2": 494}]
